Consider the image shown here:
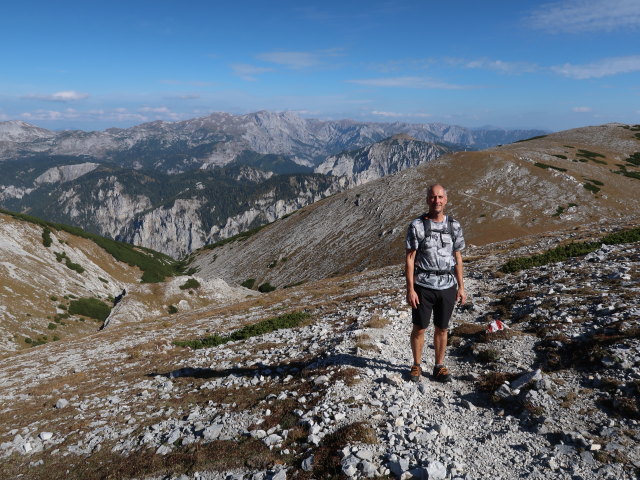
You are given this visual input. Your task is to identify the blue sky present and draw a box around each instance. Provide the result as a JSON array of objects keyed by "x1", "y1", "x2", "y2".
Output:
[{"x1": 1, "y1": 0, "x2": 639, "y2": 132}]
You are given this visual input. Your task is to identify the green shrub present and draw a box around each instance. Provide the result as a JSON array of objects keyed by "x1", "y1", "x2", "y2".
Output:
[
  {"x1": 168, "y1": 305, "x2": 178, "y2": 314},
  {"x1": 583, "y1": 182, "x2": 600, "y2": 194},
  {"x1": 585, "y1": 178, "x2": 604, "y2": 186},
  {"x1": 552, "y1": 154, "x2": 568, "y2": 159},
  {"x1": 515, "y1": 135, "x2": 548, "y2": 143},
  {"x1": 55, "y1": 251, "x2": 66, "y2": 262},
  {"x1": 267, "y1": 260, "x2": 277, "y2": 268},
  {"x1": 47, "y1": 323, "x2": 57, "y2": 330},
  {"x1": 241, "y1": 278, "x2": 256, "y2": 289},
  {"x1": 625, "y1": 152, "x2": 640, "y2": 166},
  {"x1": 576, "y1": 149, "x2": 607, "y2": 164},
  {"x1": 500, "y1": 226, "x2": 640, "y2": 273},
  {"x1": 68, "y1": 297, "x2": 112, "y2": 322},
  {"x1": 65, "y1": 258, "x2": 85, "y2": 274},
  {"x1": 534, "y1": 162, "x2": 567, "y2": 172},
  {"x1": 50, "y1": 295, "x2": 58, "y2": 302},
  {"x1": 42, "y1": 227, "x2": 53, "y2": 247},
  {"x1": 179, "y1": 278, "x2": 201, "y2": 290},
  {"x1": 98, "y1": 277, "x2": 109, "y2": 284},
  {"x1": 553, "y1": 206, "x2": 565, "y2": 217},
  {"x1": 24, "y1": 337, "x2": 32, "y2": 344},
  {"x1": 174, "y1": 311, "x2": 311, "y2": 349},
  {"x1": 258, "y1": 282, "x2": 276, "y2": 293}
]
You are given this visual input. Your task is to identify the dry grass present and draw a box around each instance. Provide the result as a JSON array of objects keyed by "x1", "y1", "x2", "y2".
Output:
[
  {"x1": 2, "y1": 438, "x2": 283, "y2": 480},
  {"x1": 298, "y1": 422, "x2": 379, "y2": 479},
  {"x1": 365, "y1": 314, "x2": 391, "y2": 329}
]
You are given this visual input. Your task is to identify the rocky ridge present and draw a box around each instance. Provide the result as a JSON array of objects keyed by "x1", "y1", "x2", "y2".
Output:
[
  {"x1": 314, "y1": 135, "x2": 451, "y2": 186},
  {"x1": 0, "y1": 219, "x2": 638, "y2": 479},
  {"x1": 0, "y1": 112, "x2": 546, "y2": 169}
]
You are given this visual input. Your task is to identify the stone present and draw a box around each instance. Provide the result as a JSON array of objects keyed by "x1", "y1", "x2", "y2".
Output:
[
  {"x1": 301, "y1": 454, "x2": 314, "y2": 472},
  {"x1": 510, "y1": 370, "x2": 542, "y2": 391},
  {"x1": 271, "y1": 469, "x2": 287, "y2": 480},
  {"x1": 55, "y1": 399, "x2": 69, "y2": 409},
  {"x1": 361, "y1": 460, "x2": 377, "y2": 477},
  {"x1": 39, "y1": 432, "x2": 53, "y2": 441},
  {"x1": 426, "y1": 461, "x2": 447, "y2": 480},
  {"x1": 203, "y1": 424, "x2": 223, "y2": 440}
]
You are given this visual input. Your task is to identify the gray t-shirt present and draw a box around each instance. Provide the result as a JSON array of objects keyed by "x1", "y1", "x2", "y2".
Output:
[{"x1": 406, "y1": 214, "x2": 465, "y2": 290}]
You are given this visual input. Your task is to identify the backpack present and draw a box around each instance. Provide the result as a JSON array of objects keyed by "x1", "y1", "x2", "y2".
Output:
[
  {"x1": 418, "y1": 214, "x2": 456, "y2": 251},
  {"x1": 415, "y1": 215, "x2": 456, "y2": 276}
]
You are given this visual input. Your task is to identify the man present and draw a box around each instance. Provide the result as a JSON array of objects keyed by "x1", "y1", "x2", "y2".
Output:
[{"x1": 405, "y1": 184, "x2": 466, "y2": 383}]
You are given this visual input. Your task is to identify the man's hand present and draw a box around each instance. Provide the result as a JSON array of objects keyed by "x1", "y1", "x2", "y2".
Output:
[
  {"x1": 456, "y1": 286, "x2": 467, "y2": 305},
  {"x1": 407, "y1": 289, "x2": 419, "y2": 309}
]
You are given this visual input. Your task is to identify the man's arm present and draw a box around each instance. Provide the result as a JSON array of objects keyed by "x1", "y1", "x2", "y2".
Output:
[
  {"x1": 406, "y1": 249, "x2": 419, "y2": 308},
  {"x1": 454, "y1": 250, "x2": 466, "y2": 304}
]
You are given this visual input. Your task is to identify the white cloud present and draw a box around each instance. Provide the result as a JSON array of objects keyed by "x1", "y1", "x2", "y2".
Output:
[
  {"x1": 348, "y1": 76, "x2": 471, "y2": 90},
  {"x1": 528, "y1": 0, "x2": 640, "y2": 33},
  {"x1": 371, "y1": 110, "x2": 431, "y2": 118},
  {"x1": 20, "y1": 108, "x2": 81, "y2": 120},
  {"x1": 572, "y1": 106, "x2": 592, "y2": 112},
  {"x1": 22, "y1": 90, "x2": 90, "y2": 102},
  {"x1": 552, "y1": 55, "x2": 640, "y2": 79},
  {"x1": 231, "y1": 63, "x2": 274, "y2": 81},
  {"x1": 139, "y1": 106, "x2": 172, "y2": 113},
  {"x1": 459, "y1": 58, "x2": 538, "y2": 74},
  {"x1": 257, "y1": 51, "x2": 320, "y2": 69}
]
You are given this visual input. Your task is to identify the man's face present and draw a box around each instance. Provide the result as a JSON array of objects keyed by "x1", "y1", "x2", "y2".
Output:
[{"x1": 427, "y1": 187, "x2": 447, "y2": 214}]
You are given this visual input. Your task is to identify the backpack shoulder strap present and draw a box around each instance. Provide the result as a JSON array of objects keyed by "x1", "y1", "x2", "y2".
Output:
[{"x1": 419, "y1": 215, "x2": 431, "y2": 250}]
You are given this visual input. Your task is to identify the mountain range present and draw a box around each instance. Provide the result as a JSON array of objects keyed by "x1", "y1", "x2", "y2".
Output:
[
  {"x1": 0, "y1": 111, "x2": 545, "y2": 258},
  {"x1": 189, "y1": 123, "x2": 640, "y2": 288}
]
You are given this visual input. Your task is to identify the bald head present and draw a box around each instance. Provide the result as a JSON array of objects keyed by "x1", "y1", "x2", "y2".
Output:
[
  {"x1": 427, "y1": 184, "x2": 447, "y2": 199},
  {"x1": 426, "y1": 184, "x2": 448, "y2": 218}
]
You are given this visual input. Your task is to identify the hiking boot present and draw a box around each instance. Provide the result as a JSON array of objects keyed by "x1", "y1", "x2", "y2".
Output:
[
  {"x1": 409, "y1": 364, "x2": 422, "y2": 382},
  {"x1": 433, "y1": 365, "x2": 452, "y2": 383}
]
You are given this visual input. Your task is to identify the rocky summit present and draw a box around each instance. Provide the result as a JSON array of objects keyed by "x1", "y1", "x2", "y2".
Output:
[{"x1": 0, "y1": 218, "x2": 638, "y2": 480}]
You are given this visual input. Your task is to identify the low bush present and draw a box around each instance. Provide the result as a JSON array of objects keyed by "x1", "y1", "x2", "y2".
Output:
[
  {"x1": 626, "y1": 152, "x2": 640, "y2": 166},
  {"x1": 258, "y1": 282, "x2": 276, "y2": 293},
  {"x1": 65, "y1": 258, "x2": 85, "y2": 274},
  {"x1": 500, "y1": 226, "x2": 640, "y2": 273},
  {"x1": 241, "y1": 278, "x2": 256, "y2": 289},
  {"x1": 179, "y1": 278, "x2": 201, "y2": 290},
  {"x1": 68, "y1": 297, "x2": 112, "y2": 322},
  {"x1": 534, "y1": 162, "x2": 567, "y2": 172},
  {"x1": 515, "y1": 135, "x2": 548, "y2": 143},
  {"x1": 47, "y1": 323, "x2": 57, "y2": 330},
  {"x1": 42, "y1": 227, "x2": 53, "y2": 247},
  {"x1": 583, "y1": 182, "x2": 600, "y2": 194},
  {"x1": 174, "y1": 311, "x2": 311, "y2": 349},
  {"x1": 168, "y1": 305, "x2": 178, "y2": 314}
]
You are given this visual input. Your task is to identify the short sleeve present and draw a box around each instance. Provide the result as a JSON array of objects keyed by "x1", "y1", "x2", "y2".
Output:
[
  {"x1": 406, "y1": 222, "x2": 420, "y2": 250},
  {"x1": 452, "y1": 220, "x2": 465, "y2": 251}
]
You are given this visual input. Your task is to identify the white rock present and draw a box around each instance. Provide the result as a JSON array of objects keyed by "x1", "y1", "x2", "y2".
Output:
[
  {"x1": 55, "y1": 399, "x2": 69, "y2": 409},
  {"x1": 39, "y1": 432, "x2": 53, "y2": 441},
  {"x1": 427, "y1": 460, "x2": 447, "y2": 480},
  {"x1": 302, "y1": 454, "x2": 314, "y2": 471}
]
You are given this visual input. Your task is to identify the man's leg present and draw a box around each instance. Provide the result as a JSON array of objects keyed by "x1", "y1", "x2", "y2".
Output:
[
  {"x1": 433, "y1": 326, "x2": 448, "y2": 366},
  {"x1": 411, "y1": 325, "x2": 427, "y2": 365}
]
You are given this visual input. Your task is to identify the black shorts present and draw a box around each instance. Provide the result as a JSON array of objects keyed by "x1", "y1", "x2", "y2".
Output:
[{"x1": 411, "y1": 284, "x2": 457, "y2": 330}]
